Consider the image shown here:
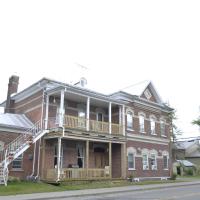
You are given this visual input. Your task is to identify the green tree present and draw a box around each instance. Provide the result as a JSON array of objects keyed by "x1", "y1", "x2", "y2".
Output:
[
  {"x1": 192, "y1": 117, "x2": 200, "y2": 127},
  {"x1": 168, "y1": 110, "x2": 182, "y2": 142}
]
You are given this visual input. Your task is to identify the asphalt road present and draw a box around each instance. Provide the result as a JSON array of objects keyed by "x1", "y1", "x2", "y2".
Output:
[{"x1": 52, "y1": 184, "x2": 200, "y2": 200}]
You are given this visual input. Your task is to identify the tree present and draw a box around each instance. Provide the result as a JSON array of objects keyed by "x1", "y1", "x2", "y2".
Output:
[
  {"x1": 168, "y1": 110, "x2": 182, "y2": 142},
  {"x1": 192, "y1": 117, "x2": 200, "y2": 127}
]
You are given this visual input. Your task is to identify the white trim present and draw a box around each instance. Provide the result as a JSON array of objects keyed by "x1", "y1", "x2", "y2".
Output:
[{"x1": 127, "y1": 133, "x2": 170, "y2": 145}]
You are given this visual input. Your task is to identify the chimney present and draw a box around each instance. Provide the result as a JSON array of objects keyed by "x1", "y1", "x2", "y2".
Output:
[{"x1": 5, "y1": 75, "x2": 19, "y2": 113}]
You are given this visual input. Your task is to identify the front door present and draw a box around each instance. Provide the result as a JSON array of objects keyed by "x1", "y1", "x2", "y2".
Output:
[{"x1": 95, "y1": 152, "x2": 105, "y2": 168}]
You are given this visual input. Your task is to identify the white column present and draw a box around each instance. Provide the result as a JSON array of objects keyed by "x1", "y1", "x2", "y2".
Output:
[
  {"x1": 57, "y1": 137, "x2": 61, "y2": 181},
  {"x1": 109, "y1": 102, "x2": 112, "y2": 134},
  {"x1": 119, "y1": 106, "x2": 122, "y2": 125},
  {"x1": 59, "y1": 90, "x2": 65, "y2": 127},
  {"x1": 86, "y1": 97, "x2": 90, "y2": 131},
  {"x1": 122, "y1": 105, "x2": 125, "y2": 136},
  {"x1": 45, "y1": 95, "x2": 49, "y2": 130}
]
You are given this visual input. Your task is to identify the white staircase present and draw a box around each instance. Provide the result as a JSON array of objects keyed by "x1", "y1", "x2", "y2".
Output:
[{"x1": 0, "y1": 120, "x2": 48, "y2": 186}]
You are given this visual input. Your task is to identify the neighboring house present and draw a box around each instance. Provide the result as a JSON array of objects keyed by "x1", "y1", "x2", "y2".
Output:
[
  {"x1": 173, "y1": 139, "x2": 200, "y2": 175},
  {"x1": 0, "y1": 75, "x2": 173, "y2": 185}
]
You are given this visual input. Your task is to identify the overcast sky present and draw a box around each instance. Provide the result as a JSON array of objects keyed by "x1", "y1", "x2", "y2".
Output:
[{"x1": 0, "y1": 0, "x2": 200, "y2": 138}]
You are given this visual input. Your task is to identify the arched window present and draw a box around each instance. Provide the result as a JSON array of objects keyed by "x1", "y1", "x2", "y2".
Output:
[
  {"x1": 160, "y1": 117, "x2": 166, "y2": 136},
  {"x1": 127, "y1": 147, "x2": 136, "y2": 170},
  {"x1": 150, "y1": 115, "x2": 156, "y2": 135},
  {"x1": 139, "y1": 113, "x2": 145, "y2": 133}
]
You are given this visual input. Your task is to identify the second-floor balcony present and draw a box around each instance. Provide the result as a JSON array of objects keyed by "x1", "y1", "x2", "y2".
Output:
[
  {"x1": 47, "y1": 115, "x2": 123, "y2": 135},
  {"x1": 64, "y1": 115, "x2": 123, "y2": 135}
]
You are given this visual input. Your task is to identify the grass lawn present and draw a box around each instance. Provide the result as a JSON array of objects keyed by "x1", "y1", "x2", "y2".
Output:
[{"x1": 0, "y1": 179, "x2": 182, "y2": 196}]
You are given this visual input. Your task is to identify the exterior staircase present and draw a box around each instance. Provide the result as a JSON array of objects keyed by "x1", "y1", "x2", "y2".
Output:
[{"x1": 0, "y1": 120, "x2": 48, "y2": 186}]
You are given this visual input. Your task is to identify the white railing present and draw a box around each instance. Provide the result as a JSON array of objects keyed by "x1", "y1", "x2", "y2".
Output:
[{"x1": 0, "y1": 120, "x2": 45, "y2": 167}]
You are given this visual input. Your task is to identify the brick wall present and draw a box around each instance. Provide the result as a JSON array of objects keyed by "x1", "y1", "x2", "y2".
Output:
[{"x1": 127, "y1": 140, "x2": 171, "y2": 177}]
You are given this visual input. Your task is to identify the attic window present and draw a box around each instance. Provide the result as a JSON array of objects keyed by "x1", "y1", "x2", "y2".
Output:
[{"x1": 144, "y1": 89, "x2": 152, "y2": 100}]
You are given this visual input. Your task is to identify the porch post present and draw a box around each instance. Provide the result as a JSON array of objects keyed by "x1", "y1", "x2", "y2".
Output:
[
  {"x1": 59, "y1": 90, "x2": 65, "y2": 127},
  {"x1": 86, "y1": 97, "x2": 90, "y2": 131},
  {"x1": 119, "y1": 105, "x2": 122, "y2": 125},
  {"x1": 57, "y1": 137, "x2": 62, "y2": 181},
  {"x1": 122, "y1": 105, "x2": 125, "y2": 136},
  {"x1": 45, "y1": 95, "x2": 49, "y2": 130},
  {"x1": 109, "y1": 102, "x2": 112, "y2": 134},
  {"x1": 86, "y1": 140, "x2": 89, "y2": 170},
  {"x1": 121, "y1": 143, "x2": 127, "y2": 179},
  {"x1": 109, "y1": 142, "x2": 112, "y2": 178}
]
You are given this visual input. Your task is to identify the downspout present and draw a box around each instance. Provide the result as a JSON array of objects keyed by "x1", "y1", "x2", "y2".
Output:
[
  {"x1": 35, "y1": 87, "x2": 45, "y2": 180},
  {"x1": 30, "y1": 142, "x2": 36, "y2": 177}
]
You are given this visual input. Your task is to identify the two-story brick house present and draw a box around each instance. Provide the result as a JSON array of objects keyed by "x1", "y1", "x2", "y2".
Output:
[{"x1": 0, "y1": 75, "x2": 173, "y2": 185}]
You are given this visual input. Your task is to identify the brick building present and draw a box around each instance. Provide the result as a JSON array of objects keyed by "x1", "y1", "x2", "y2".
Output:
[{"x1": 0, "y1": 75, "x2": 173, "y2": 185}]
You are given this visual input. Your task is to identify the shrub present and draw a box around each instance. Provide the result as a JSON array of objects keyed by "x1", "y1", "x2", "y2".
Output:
[{"x1": 170, "y1": 173, "x2": 177, "y2": 180}]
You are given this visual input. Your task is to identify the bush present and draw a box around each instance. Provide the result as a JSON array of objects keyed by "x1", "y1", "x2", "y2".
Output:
[
  {"x1": 185, "y1": 168, "x2": 194, "y2": 176},
  {"x1": 8, "y1": 176, "x2": 21, "y2": 183},
  {"x1": 170, "y1": 173, "x2": 177, "y2": 180}
]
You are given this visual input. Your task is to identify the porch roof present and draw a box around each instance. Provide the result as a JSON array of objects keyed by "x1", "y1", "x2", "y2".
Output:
[{"x1": 0, "y1": 113, "x2": 33, "y2": 130}]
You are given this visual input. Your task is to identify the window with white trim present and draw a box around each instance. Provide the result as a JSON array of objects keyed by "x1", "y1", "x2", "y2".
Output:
[
  {"x1": 150, "y1": 118, "x2": 156, "y2": 135},
  {"x1": 12, "y1": 154, "x2": 23, "y2": 169},
  {"x1": 142, "y1": 153, "x2": 149, "y2": 170},
  {"x1": 160, "y1": 120, "x2": 166, "y2": 136},
  {"x1": 163, "y1": 155, "x2": 168, "y2": 169},
  {"x1": 128, "y1": 152, "x2": 135, "y2": 170},
  {"x1": 127, "y1": 111, "x2": 133, "y2": 130},
  {"x1": 139, "y1": 115, "x2": 145, "y2": 132},
  {"x1": 150, "y1": 153, "x2": 157, "y2": 170}
]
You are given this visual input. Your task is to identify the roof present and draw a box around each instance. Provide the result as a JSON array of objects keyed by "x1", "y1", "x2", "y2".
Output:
[
  {"x1": 0, "y1": 113, "x2": 33, "y2": 130},
  {"x1": 121, "y1": 80, "x2": 150, "y2": 96},
  {"x1": 177, "y1": 160, "x2": 195, "y2": 167}
]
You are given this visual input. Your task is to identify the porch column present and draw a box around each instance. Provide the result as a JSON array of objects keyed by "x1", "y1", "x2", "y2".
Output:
[
  {"x1": 86, "y1": 140, "x2": 89, "y2": 169},
  {"x1": 57, "y1": 137, "x2": 62, "y2": 181},
  {"x1": 86, "y1": 97, "x2": 90, "y2": 131},
  {"x1": 109, "y1": 142, "x2": 112, "y2": 178},
  {"x1": 45, "y1": 95, "x2": 49, "y2": 130},
  {"x1": 109, "y1": 102, "x2": 112, "y2": 134},
  {"x1": 59, "y1": 90, "x2": 65, "y2": 127},
  {"x1": 119, "y1": 106, "x2": 122, "y2": 125},
  {"x1": 121, "y1": 143, "x2": 127, "y2": 179},
  {"x1": 122, "y1": 105, "x2": 125, "y2": 136}
]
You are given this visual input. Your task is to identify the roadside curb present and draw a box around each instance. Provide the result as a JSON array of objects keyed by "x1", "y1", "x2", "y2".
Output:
[{"x1": 1, "y1": 181, "x2": 200, "y2": 200}]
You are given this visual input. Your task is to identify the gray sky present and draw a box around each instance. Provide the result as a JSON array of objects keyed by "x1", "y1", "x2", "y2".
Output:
[{"x1": 0, "y1": 0, "x2": 200, "y2": 138}]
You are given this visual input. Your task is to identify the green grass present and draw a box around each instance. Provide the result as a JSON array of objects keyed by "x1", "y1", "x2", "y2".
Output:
[
  {"x1": 0, "y1": 181, "x2": 64, "y2": 196},
  {"x1": 0, "y1": 179, "x2": 185, "y2": 196}
]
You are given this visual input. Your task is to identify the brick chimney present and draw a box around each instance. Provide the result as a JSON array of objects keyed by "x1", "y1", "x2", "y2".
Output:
[{"x1": 5, "y1": 75, "x2": 19, "y2": 113}]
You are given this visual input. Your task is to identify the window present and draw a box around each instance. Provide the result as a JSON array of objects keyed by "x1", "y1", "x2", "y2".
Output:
[
  {"x1": 144, "y1": 89, "x2": 152, "y2": 100},
  {"x1": 139, "y1": 115, "x2": 145, "y2": 132},
  {"x1": 77, "y1": 144, "x2": 84, "y2": 168},
  {"x1": 78, "y1": 109, "x2": 86, "y2": 128},
  {"x1": 163, "y1": 155, "x2": 168, "y2": 169},
  {"x1": 160, "y1": 120, "x2": 166, "y2": 136},
  {"x1": 128, "y1": 153, "x2": 135, "y2": 170},
  {"x1": 127, "y1": 112, "x2": 133, "y2": 130},
  {"x1": 150, "y1": 118, "x2": 156, "y2": 135},
  {"x1": 142, "y1": 154, "x2": 149, "y2": 170},
  {"x1": 12, "y1": 154, "x2": 23, "y2": 169},
  {"x1": 150, "y1": 154, "x2": 157, "y2": 170},
  {"x1": 54, "y1": 144, "x2": 63, "y2": 168}
]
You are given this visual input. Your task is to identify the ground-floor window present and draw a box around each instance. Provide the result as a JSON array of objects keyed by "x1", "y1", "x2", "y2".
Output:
[
  {"x1": 128, "y1": 152, "x2": 135, "y2": 170},
  {"x1": 77, "y1": 144, "x2": 84, "y2": 168},
  {"x1": 142, "y1": 153, "x2": 149, "y2": 170},
  {"x1": 163, "y1": 155, "x2": 168, "y2": 169},
  {"x1": 12, "y1": 154, "x2": 23, "y2": 169},
  {"x1": 150, "y1": 153, "x2": 157, "y2": 170},
  {"x1": 54, "y1": 144, "x2": 63, "y2": 168}
]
